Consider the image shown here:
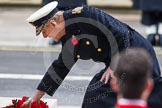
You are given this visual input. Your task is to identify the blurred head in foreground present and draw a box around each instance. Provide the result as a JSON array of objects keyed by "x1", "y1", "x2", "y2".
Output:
[{"x1": 110, "y1": 48, "x2": 153, "y2": 101}]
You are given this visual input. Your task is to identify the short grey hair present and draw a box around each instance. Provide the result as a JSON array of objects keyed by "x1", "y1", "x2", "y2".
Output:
[{"x1": 50, "y1": 11, "x2": 64, "y2": 22}]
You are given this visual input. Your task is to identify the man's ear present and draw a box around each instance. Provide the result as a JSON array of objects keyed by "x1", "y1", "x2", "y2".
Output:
[
  {"x1": 145, "y1": 79, "x2": 153, "y2": 93},
  {"x1": 50, "y1": 19, "x2": 57, "y2": 26},
  {"x1": 141, "y1": 79, "x2": 154, "y2": 100},
  {"x1": 110, "y1": 78, "x2": 119, "y2": 93}
]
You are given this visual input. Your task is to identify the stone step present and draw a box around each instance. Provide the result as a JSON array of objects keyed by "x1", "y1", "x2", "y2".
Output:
[{"x1": 0, "y1": 0, "x2": 132, "y2": 8}]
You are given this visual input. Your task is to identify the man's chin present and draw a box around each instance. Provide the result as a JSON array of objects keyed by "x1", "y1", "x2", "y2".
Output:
[{"x1": 53, "y1": 38, "x2": 59, "y2": 42}]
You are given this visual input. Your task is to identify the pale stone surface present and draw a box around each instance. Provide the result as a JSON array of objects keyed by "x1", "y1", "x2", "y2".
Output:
[{"x1": 88, "y1": 0, "x2": 132, "y2": 7}]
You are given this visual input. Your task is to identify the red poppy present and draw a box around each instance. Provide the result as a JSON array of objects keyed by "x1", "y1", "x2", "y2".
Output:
[
  {"x1": 23, "y1": 105, "x2": 29, "y2": 108},
  {"x1": 40, "y1": 100, "x2": 48, "y2": 108},
  {"x1": 16, "y1": 100, "x2": 23, "y2": 108},
  {"x1": 5, "y1": 96, "x2": 49, "y2": 108},
  {"x1": 71, "y1": 36, "x2": 78, "y2": 45},
  {"x1": 22, "y1": 96, "x2": 27, "y2": 102},
  {"x1": 12, "y1": 100, "x2": 17, "y2": 104},
  {"x1": 31, "y1": 101, "x2": 39, "y2": 108}
]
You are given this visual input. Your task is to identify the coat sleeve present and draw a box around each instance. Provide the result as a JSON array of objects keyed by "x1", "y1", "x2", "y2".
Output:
[{"x1": 37, "y1": 51, "x2": 77, "y2": 96}]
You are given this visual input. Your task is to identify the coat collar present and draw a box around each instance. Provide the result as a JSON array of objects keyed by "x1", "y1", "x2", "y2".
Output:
[{"x1": 116, "y1": 98, "x2": 148, "y2": 108}]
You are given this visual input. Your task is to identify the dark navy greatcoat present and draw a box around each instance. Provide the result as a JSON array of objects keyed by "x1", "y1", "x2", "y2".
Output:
[
  {"x1": 42, "y1": 0, "x2": 87, "y2": 10},
  {"x1": 132, "y1": 0, "x2": 140, "y2": 9},
  {"x1": 37, "y1": 6, "x2": 162, "y2": 108},
  {"x1": 138, "y1": 0, "x2": 162, "y2": 25},
  {"x1": 140, "y1": 0, "x2": 162, "y2": 11}
]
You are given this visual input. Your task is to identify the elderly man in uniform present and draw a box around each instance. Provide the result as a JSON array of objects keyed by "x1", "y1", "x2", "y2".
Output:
[{"x1": 24, "y1": 1, "x2": 162, "y2": 108}]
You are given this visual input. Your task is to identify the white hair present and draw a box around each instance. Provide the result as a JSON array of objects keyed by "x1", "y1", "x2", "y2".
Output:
[{"x1": 50, "y1": 11, "x2": 64, "y2": 22}]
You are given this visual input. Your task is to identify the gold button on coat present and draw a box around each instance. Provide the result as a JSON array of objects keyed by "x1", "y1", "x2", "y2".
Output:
[
  {"x1": 97, "y1": 48, "x2": 102, "y2": 52},
  {"x1": 77, "y1": 54, "x2": 80, "y2": 59},
  {"x1": 86, "y1": 41, "x2": 90, "y2": 45}
]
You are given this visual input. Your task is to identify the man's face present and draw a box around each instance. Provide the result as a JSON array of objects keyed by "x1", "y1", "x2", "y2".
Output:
[{"x1": 42, "y1": 20, "x2": 60, "y2": 42}]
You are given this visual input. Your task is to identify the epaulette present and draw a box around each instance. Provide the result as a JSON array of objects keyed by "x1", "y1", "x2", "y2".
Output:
[{"x1": 72, "y1": 6, "x2": 83, "y2": 15}]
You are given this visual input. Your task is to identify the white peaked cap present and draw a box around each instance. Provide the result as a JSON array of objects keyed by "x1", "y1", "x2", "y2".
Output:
[{"x1": 26, "y1": 1, "x2": 58, "y2": 36}]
